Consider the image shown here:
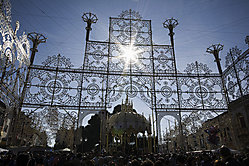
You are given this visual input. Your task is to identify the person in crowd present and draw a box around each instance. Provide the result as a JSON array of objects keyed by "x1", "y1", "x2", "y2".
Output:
[
  {"x1": 219, "y1": 145, "x2": 241, "y2": 166},
  {"x1": 129, "y1": 159, "x2": 140, "y2": 166},
  {"x1": 214, "y1": 159, "x2": 225, "y2": 166},
  {"x1": 16, "y1": 153, "x2": 30, "y2": 166},
  {"x1": 1, "y1": 146, "x2": 249, "y2": 166},
  {"x1": 141, "y1": 159, "x2": 154, "y2": 166}
]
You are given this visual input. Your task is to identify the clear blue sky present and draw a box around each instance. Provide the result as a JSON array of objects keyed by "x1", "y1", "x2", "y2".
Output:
[{"x1": 11, "y1": 0, "x2": 249, "y2": 131}]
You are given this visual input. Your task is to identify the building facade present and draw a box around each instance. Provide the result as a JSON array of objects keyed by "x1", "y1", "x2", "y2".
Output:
[{"x1": 185, "y1": 95, "x2": 249, "y2": 151}]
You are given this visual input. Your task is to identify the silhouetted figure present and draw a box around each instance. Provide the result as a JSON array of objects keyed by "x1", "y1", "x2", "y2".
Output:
[
  {"x1": 242, "y1": 153, "x2": 249, "y2": 166},
  {"x1": 176, "y1": 154, "x2": 186, "y2": 166},
  {"x1": 16, "y1": 153, "x2": 30, "y2": 166},
  {"x1": 130, "y1": 159, "x2": 140, "y2": 166},
  {"x1": 214, "y1": 159, "x2": 226, "y2": 166},
  {"x1": 219, "y1": 145, "x2": 241, "y2": 166},
  {"x1": 154, "y1": 159, "x2": 164, "y2": 166},
  {"x1": 141, "y1": 159, "x2": 154, "y2": 166}
]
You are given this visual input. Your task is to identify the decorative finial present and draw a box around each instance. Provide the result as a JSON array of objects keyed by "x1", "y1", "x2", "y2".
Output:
[
  {"x1": 206, "y1": 44, "x2": 224, "y2": 57},
  {"x1": 82, "y1": 12, "x2": 98, "y2": 41},
  {"x1": 206, "y1": 43, "x2": 224, "y2": 74},
  {"x1": 28, "y1": 32, "x2": 47, "y2": 65},
  {"x1": 118, "y1": 9, "x2": 142, "y2": 19},
  {"x1": 163, "y1": 18, "x2": 179, "y2": 36}
]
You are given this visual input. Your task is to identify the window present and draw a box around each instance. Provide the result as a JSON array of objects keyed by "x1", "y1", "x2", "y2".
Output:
[
  {"x1": 227, "y1": 127, "x2": 232, "y2": 141},
  {"x1": 238, "y1": 114, "x2": 246, "y2": 128}
]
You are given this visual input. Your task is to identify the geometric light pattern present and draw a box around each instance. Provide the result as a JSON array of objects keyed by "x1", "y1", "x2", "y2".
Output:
[
  {"x1": 23, "y1": 10, "x2": 228, "y2": 120},
  {"x1": 23, "y1": 54, "x2": 81, "y2": 108},
  {"x1": 179, "y1": 62, "x2": 226, "y2": 110},
  {"x1": 223, "y1": 46, "x2": 249, "y2": 101}
]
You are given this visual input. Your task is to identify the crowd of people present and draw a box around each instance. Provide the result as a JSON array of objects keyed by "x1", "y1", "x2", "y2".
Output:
[{"x1": 0, "y1": 145, "x2": 248, "y2": 166}]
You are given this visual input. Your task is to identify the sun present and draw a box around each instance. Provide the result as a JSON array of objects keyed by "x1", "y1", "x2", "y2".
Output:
[
  {"x1": 121, "y1": 45, "x2": 139, "y2": 63},
  {"x1": 118, "y1": 42, "x2": 142, "y2": 70}
]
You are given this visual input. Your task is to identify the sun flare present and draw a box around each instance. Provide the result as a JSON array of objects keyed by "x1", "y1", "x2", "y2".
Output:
[{"x1": 118, "y1": 43, "x2": 142, "y2": 70}]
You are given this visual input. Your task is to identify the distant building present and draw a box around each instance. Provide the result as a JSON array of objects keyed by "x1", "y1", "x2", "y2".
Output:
[
  {"x1": 0, "y1": 109, "x2": 47, "y2": 147},
  {"x1": 107, "y1": 96, "x2": 152, "y2": 153},
  {"x1": 186, "y1": 94, "x2": 249, "y2": 151},
  {"x1": 228, "y1": 94, "x2": 249, "y2": 150},
  {"x1": 0, "y1": 101, "x2": 15, "y2": 147}
]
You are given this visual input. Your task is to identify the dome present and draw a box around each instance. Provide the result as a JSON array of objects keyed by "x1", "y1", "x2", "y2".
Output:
[{"x1": 107, "y1": 96, "x2": 151, "y2": 135}]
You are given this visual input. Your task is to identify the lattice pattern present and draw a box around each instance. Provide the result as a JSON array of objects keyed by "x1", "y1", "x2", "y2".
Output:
[
  {"x1": 155, "y1": 77, "x2": 178, "y2": 109},
  {"x1": 182, "y1": 110, "x2": 216, "y2": 133},
  {"x1": 179, "y1": 62, "x2": 226, "y2": 109},
  {"x1": 23, "y1": 10, "x2": 230, "y2": 117},
  {"x1": 107, "y1": 76, "x2": 152, "y2": 104},
  {"x1": 118, "y1": 9, "x2": 142, "y2": 20},
  {"x1": 153, "y1": 45, "x2": 175, "y2": 73},
  {"x1": 84, "y1": 41, "x2": 108, "y2": 71},
  {"x1": 81, "y1": 73, "x2": 106, "y2": 107},
  {"x1": 223, "y1": 46, "x2": 249, "y2": 101},
  {"x1": 110, "y1": 15, "x2": 151, "y2": 45},
  {"x1": 109, "y1": 44, "x2": 153, "y2": 73},
  {"x1": 179, "y1": 76, "x2": 226, "y2": 109},
  {"x1": 41, "y1": 54, "x2": 74, "y2": 68},
  {"x1": 22, "y1": 107, "x2": 77, "y2": 144},
  {"x1": 24, "y1": 55, "x2": 81, "y2": 107}
]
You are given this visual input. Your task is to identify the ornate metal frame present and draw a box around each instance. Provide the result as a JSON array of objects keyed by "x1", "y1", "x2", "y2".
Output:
[
  {"x1": 223, "y1": 46, "x2": 249, "y2": 100},
  {"x1": 18, "y1": 9, "x2": 249, "y2": 146},
  {"x1": 22, "y1": 10, "x2": 228, "y2": 124},
  {"x1": 1, "y1": 0, "x2": 247, "y2": 146}
]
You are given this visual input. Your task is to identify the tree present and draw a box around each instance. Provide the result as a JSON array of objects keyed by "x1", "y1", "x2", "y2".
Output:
[{"x1": 82, "y1": 114, "x2": 100, "y2": 152}]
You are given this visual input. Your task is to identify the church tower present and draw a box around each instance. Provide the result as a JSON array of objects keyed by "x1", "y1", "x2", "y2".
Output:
[{"x1": 121, "y1": 95, "x2": 133, "y2": 112}]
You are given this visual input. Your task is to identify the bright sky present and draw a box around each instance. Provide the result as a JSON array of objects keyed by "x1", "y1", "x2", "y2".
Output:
[{"x1": 11, "y1": 0, "x2": 249, "y2": 135}]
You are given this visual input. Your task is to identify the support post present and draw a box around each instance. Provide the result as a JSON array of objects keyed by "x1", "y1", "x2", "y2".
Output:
[
  {"x1": 20, "y1": 32, "x2": 46, "y2": 105},
  {"x1": 13, "y1": 32, "x2": 46, "y2": 146},
  {"x1": 163, "y1": 18, "x2": 185, "y2": 151},
  {"x1": 206, "y1": 44, "x2": 230, "y2": 104}
]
